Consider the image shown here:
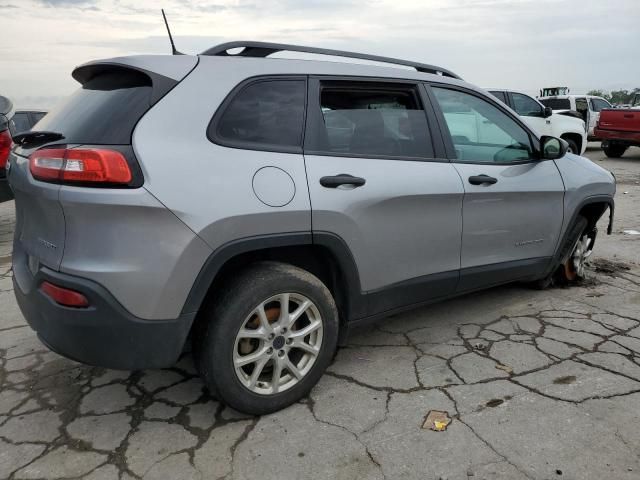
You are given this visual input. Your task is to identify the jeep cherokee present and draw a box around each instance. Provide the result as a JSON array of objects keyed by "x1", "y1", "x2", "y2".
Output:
[{"x1": 7, "y1": 42, "x2": 615, "y2": 414}]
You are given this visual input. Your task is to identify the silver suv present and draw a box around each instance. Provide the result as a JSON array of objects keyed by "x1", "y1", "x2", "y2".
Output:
[{"x1": 8, "y1": 42, "x2": 615, "y2": 414}]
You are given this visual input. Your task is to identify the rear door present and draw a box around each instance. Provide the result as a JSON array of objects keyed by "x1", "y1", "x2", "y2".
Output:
[
  {"x1": 304, "y1": 78, "x2": 464, "y2": 316},
  {"x1": 429, "y1": 85, "x2": 565, "y2": 291}
]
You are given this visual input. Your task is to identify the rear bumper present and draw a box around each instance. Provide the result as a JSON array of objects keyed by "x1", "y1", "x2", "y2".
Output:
[
  {"x1": 12, "y1": 248, "x2": 195, "y2": 370},
  {"x1": 594, "y1": 128, "x2": 640, "y2": 146}
]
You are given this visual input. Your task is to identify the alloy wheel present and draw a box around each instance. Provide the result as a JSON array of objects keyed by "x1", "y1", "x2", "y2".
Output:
[
  {"x1": 232, "y1": 293, "x2": 323, "y2": 395},
  {"x1": 564, "y1": 234, "x2": 593, "y2": 280}
]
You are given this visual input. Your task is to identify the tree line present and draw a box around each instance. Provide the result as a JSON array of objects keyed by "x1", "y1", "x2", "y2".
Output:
[{"x1": 587, "y1": 88, "x2": 640, "y2": 105}]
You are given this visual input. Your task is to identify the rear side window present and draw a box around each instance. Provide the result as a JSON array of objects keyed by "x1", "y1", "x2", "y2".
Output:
[
  {"x1": 212, "y1": 79, "x2": 306, "y2": 151},
  {"x1": 310, "y1": 82, "x2": 433, "y2": 158},
  {"x1": 35, "y1": 70, "x2": 152, "y2": 144},
  {"x1": 539, "y1": 98, "x2": 571, "y2": 110}
]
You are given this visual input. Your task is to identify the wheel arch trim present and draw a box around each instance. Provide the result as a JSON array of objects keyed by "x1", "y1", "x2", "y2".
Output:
[
  {"x1": 544, "y1": 194, "x2": 614, "y2": 278},
  {"x1": 180, "y1": 231, "x2": 365, "y2": 320}
]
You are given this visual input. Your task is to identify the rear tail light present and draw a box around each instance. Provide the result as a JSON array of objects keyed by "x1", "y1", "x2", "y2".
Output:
[
  {"x1": 0, "y1": 129, "x2": 12, "y2": 170},
  {"x1": 29, "y1": 147, "x2": 132, "y2": 185},
  {"x1": 40, "y1": 281, "x2": 89, "y2": 308}
]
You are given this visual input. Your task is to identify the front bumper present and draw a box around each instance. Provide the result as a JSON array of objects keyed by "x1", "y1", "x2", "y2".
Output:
[{"x1": 13, "y1": 248, "x2": 195, "y2": 370}]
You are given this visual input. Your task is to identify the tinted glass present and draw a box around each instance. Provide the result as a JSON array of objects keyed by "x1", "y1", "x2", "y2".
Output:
[
  {"x1": 215, "y1": 80, "x2": 305, "y2": 149},
  {"x1": 539, "y1": 98, "x2": 571, "y2": 110},
  {"x1": 433, "y1": 87, "x2": 533, "y2": 163},
  {"x1": 512, "y1": 93, "x2": 543, "y2": 117},
  {"x1": 12, "y1": 112, "x2": 32, "y2": 133},
  {"x1": 488, "y1": 91, "x2": 507, "y2": 103},
  {"x1": 591, "y1": 98, "x2": 611, "y2": 112},
  {"x1": 315, "y1": 85, "x2": 433, "y2": 158},
  {"x1": 35, "y1": 70, "x2": 152, "y2": 144}
]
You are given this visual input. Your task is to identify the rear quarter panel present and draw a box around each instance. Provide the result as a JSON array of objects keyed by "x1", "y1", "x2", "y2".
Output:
[
  {"x1": 132, "y1": 57, "x2": 312, "y2": 252},
  {"x1": 59, "y1": 186, "x2": 212, "y2": 320}
]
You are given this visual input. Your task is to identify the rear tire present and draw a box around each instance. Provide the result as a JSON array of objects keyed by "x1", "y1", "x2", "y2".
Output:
[
  {"x1": 603, "y1": 143, "x2": 627, "y2": 158},
  {"x1": 194, "y1": 261, "x2": 339, "y2": 415}
]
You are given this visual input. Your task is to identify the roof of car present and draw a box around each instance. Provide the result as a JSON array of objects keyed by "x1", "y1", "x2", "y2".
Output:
[{"x1": 77, "y1": 42, "x2": 477, "y2": 93}]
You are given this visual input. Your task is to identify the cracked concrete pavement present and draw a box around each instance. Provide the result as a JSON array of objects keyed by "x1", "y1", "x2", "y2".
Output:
[{"x1": 1, "y1": 146, "x2": 639, "y2": 480}]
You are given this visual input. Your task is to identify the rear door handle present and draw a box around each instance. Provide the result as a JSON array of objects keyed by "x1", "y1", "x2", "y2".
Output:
[
  {"x1": 320, "y1": 174, "x2": 366, "y2": 188},
  {"x1": 468, "y1": 175, "x2": 498, "y2": 185}
]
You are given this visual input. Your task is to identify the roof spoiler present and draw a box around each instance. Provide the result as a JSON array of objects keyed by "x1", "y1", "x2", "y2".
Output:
[{"x1": 201, "y1": 41, "x2": 462, "y2": 80}]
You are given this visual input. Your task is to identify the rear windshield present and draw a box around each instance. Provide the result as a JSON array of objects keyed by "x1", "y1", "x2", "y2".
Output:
[
  {"x1": 35, "y1": 70, "x2": 152, "y2": 145},
  {"x1": 539, "y1": 98, "x2": 571, "y2": 110}
]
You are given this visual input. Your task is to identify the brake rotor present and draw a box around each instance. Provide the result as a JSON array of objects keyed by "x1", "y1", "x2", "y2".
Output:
[{"x1": 239, "y1": 306, "x2": 281, "y2": 354}]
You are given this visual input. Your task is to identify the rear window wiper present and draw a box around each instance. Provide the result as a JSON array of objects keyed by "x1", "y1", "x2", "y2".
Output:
[{"x1": 12, "y1": 131, "x2": 65, "y2": 149}]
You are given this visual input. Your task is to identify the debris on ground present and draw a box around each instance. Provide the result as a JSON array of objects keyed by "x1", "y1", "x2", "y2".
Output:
[
  {"x1": 591, "y1": 258, "x2": 631, "y2": 275},
  {"x1": 495, "y1": 364, "x2": 513, "y2": 374},
  {"x1": 423, "y1": 410, "x2": 451, "y2": 431},
  {"x1": 623, "y1": 230, "x2": 640, "y2": 235}
]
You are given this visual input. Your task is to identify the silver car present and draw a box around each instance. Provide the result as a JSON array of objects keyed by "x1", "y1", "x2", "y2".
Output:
[{"x1": 8, "y1": 42, "x2": 615, "y2": 414}]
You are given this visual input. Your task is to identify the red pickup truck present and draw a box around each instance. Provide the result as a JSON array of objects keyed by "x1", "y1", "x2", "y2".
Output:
[{"x1": 595, "y1": 95, "x2": 640, "y2": 158}]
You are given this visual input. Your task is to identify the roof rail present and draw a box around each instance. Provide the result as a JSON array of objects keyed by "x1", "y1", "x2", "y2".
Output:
[{"x1": 201, "y1": 41, "x2": 462, "y2": 80}]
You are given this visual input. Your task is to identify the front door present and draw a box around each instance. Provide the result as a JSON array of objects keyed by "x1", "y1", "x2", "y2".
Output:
[
  {"x1": 304, "y1": 78, "x2": 464, "y2": 316},
  {"x1": 430, "y1": 86, "x2": 565, "y2": 291}
]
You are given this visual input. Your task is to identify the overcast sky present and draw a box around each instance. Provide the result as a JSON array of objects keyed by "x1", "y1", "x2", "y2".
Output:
[{"x1": 1, "y1": 0, "x2": 639, "y2": 109}]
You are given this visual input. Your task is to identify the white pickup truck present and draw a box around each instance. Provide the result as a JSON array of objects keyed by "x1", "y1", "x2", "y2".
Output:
[
  {"x1": 488, "y1": 89, "x2": 587, "y2": 155},
  {"x1": 538, "y1": 94, "x2": 612, "y2": 141}
]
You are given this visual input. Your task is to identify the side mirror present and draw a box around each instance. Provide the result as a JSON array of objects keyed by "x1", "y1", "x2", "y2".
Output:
[
  {"x1": 543, "y1": 106, "x2": 553, "y2": 118},
  {"x1": 540, "y1": 136, "x2": 568, "y2": 160}
]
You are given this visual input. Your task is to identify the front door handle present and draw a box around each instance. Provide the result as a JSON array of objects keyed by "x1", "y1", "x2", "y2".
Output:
[
  {"x1": 468, "y1": 175, "x2": 498, "y2": 185},
  {"x1": 320, "y1": 174, "x2": 366, "y2": 188}
]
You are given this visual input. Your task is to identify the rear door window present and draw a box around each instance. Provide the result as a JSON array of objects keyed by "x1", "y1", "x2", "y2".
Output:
[
  {"x1": 211, "y1": 79, "x2": 306, "y2": 151},
  {"x1": 308, "y1": 81, "x2": 434, "y2": 159},
  {"x1": 35, "y1": 69, "x2": 153, "y2": 144}
]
